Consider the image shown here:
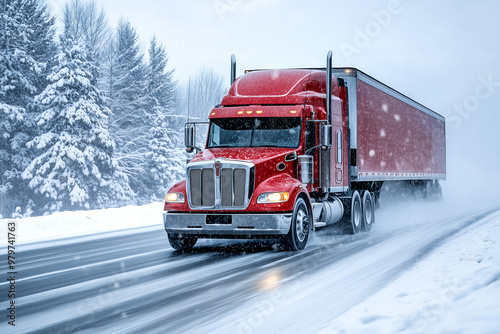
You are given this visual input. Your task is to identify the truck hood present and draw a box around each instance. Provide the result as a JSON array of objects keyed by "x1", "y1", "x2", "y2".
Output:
[{"x1": 190, "y1": 147, "x2": 297, "y2": 165}]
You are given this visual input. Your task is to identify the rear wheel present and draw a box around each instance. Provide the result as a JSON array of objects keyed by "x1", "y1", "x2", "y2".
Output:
[
  {"x1": 361, "y1": 190, "x2": 375, "y2": 232},
  {"x1": 281, "y1": 197, "x2": 310, "y2": 251},
  {"x1": 167, "y1": 233, "x2": 197, "y2": 251},
  {"x1": 341, "y1": 191, "x2": 362, "y2": 234},
  {"x1": 425, "y1": 180, "x2": 442, "y2": 201},
  {"x1": 433, "y1": 181, "x2": 443, "y2": 201}
]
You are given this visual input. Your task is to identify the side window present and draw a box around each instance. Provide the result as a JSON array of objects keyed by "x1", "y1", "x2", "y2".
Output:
[{"x1": 212, "y1": 125, "x2": 220, "y2": 146}]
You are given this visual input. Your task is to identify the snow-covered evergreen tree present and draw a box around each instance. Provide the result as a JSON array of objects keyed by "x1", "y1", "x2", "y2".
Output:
[
  {"x1": 63, "y1": 0, "x2": 111, "y2": 86},
  {"x1": 146, "y1": 107, "x2": 184, "y2": 200},
  {"x1": 22, "y1": 36, "x2": 131, "y2": 213},
  {"x1": 107, "y1": 19, "x2": 152, "y2": 198},
  {"x1": 0, "y1": 0, "x2": 56, "y2": 108},
  {"x1": 24, "y1": 0, "x2": 58, "y2": 90},
  {"x1": 0, "y1": 0, "x2": 57, "y2": 217},
  {"x1": 147, "y1": 36, "x2": 176, "y2": 110},
  {"x1": 143, "y1": 36, "x2": 183, "y2": 200}
]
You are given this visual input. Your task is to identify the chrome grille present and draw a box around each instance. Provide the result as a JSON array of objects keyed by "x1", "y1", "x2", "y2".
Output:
[
  {"x1": 189, "y1": 168, "x2": 215, "y2": 207},
  {"x1": 187, "y1": 160, "x2": 254, "y2": 210},
  {"x1": 220, "y1": 168, "x2": 246, "y2": 207}
]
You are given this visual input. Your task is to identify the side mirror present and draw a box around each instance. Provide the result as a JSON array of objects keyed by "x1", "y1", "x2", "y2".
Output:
[
  {"x1": 184, "y1": 121, "x2": 209, "y2": 154},
  {"x1": 184, "y1": 123, "x2": 195, "y2": 152}
]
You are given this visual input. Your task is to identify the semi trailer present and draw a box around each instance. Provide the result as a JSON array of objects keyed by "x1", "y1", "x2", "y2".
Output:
[{"x1": 163, "y1": 52, "x2": 446, "y2": 251}]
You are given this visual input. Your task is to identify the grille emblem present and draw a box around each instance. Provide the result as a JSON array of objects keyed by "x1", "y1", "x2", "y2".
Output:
[{"x1": 215, "y1": 160, "x2": 221, "y2": 176}]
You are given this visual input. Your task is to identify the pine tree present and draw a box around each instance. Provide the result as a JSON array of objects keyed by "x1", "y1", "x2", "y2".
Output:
[
  {"x1": 63, "y1": 0, "x2": 111, "y2": 86},
  {"x1": 0, "y1": 0, "x2": 57, "y2": 217},
  {"x1": 147, "y1": 36, "x2": 176, "y2": 110},
  {"x1": 22, "y1": 36, "x2": 131, "y2": 213},
  {"x1": 24, "y1": 0, "x2": 58, "y2": 90},
  {"x1": 0, "y1": 0, "x2": 56, "y2": 106},
  {"x1": 107, "y1": 19, "x2": 151, "y2": 198},
  {"x1": 143, "y1": 36, "x2": 183, "y2": 199},
  {"x1": 146, "y1": 107, "x2": 185, "y2": 200}
]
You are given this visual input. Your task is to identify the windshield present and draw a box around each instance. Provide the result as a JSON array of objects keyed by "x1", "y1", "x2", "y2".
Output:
[{"x1": 207, "y1": 117, "x2": 302, "y2": 149}]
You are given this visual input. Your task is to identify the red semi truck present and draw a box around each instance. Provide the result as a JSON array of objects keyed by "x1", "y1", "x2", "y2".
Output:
[{"x1": 163, "y1": 52, "x2": 446, "y2": 251}]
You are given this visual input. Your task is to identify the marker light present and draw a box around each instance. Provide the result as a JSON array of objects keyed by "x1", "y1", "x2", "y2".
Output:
[
  {"x1": 246, "y1": 110, "x2": 253, "y2": 114},
  {"x1": 211, "y1": 112, "x2": 216, "y2": 116},
  {"x1": 290, "y1": 110, "x2": 297, "y2": 114},
  {"x1": 256, "y1": 110, "x2": 263, "y2": 114},
  {"x1": 237, "y1": 111, "x2": 244, "y2": 115},
  {"x1": 257, "y1": 192, "x2": 290, "y2": 204},
  {"x1": 165, "y1": 192, "x2": 185, "y2": 203}
]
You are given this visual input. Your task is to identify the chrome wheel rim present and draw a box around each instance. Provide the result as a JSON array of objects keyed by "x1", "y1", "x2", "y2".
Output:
[
  {"x1": 295, "y1": 208, "x2": 308, "y2": 242},
  {"x1": 365, "y1": 199, "x2": 373, "y2": 225},
  {"x1": 353, "y1": 200, "x2": 362, "y2": 228}
]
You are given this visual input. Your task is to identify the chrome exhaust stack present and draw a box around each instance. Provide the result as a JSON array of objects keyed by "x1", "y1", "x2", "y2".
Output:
[
  {"x1": 326, "y1": 50, "x2": 333, "y2": 125},
  {"x1": 319, "y1": 51, "x2": 334, "y2": 191},
  {"x1": 230, "y1": 54, "x2": 236, "y2": 85}
]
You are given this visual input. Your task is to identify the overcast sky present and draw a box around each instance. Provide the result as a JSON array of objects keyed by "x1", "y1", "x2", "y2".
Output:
[
  {"x1": 46, "y1": 0, "x2": 500, "y2": 196},
  {"x1": 45, "y1": 0, "x2": 499, "y2": 111}
]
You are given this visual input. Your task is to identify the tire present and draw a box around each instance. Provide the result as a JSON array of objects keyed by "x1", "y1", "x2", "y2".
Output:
[
  {"x1": 281, "y1": 197, "x2": 310, "y2": 251},
  {"x1": 412, "y1": 181, "x2": 426, "y2": 199},
  {"x1": 167, "y1": 233, "x2": 197, "y2": 251},
  {"x1": 425, "y1": 180, "x2": 442, "y2": 201},
  {"x1": 361, "y1": 190, "x2": 375, "y2": 232},
  {"x1": 433, "y1": 181, "x2": 443, "y2": 201},
  {"x1": 341, "y1": 190, "x2": 362, "y2": 234}
]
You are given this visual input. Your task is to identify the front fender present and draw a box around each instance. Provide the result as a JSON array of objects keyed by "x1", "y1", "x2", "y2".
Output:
[
  {"x1": 163, "y1": 180, "x2": 189, "y2": 211},
  {"x1": 247, "y1": 174, "x2": 310, "y2": 212}
]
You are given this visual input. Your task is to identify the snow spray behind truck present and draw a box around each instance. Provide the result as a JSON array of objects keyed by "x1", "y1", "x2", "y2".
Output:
[{"x1": 163, "y1": 52, "x2": 446, "y2": 251}]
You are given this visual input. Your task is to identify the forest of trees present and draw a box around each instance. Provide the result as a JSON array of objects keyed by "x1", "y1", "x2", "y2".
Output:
[{"x1": 0, "y1": 0, "x2": 226, "y2": 218}]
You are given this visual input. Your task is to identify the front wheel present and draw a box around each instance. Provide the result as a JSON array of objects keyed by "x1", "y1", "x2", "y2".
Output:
[
  {"x1": 281, "y1": 197, "x2": 310, "y2": 251},
  {"x1": 167, "y1": 233, "x2": 197, "y2": 251}
]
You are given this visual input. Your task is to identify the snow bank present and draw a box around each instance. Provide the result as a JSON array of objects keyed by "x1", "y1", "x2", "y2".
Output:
[
  {"x1": 321, "y1": 210, "x2": 500, "y2": 334},
  {"x1": 0, "y1": 202, "x2": 164, "y2": 247}
]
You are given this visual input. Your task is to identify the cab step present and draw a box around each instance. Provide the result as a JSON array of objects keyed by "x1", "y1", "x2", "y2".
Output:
[{"x1": 314, "y1": 222, "x2": 327, "y2": 228}]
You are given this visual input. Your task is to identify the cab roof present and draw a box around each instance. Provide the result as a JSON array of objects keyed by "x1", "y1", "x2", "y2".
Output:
[{"x1": 220, "y1": 69, "x2": 340, "y2": 107}]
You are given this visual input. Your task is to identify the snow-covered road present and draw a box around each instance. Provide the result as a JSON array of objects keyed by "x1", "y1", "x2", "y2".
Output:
[{"x1": 1, "y1": 201, "x2": 499, "y2": 333}]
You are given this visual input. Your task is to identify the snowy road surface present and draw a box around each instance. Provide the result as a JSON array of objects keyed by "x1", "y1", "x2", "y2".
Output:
[{"x1": 1, "y1": 202, "x2": 500, "y2": 333}]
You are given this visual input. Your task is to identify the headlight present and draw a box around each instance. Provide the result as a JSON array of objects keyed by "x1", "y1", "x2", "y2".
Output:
[
  {"x1": 165, "y1": 192, "x2": 185, "y2": 203},
  {"x1": 257, "y1": 192, "x2": 289, "y2": 204}
]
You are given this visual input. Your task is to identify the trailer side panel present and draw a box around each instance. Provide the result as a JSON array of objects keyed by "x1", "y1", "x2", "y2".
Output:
[{"x1": 356, "y1": 79, "x2": 446, "y2": 181}]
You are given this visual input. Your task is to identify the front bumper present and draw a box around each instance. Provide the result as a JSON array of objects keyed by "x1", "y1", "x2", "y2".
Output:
[{"x1": 163, "y1": 212, "x2": 292, "y2": 237}]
